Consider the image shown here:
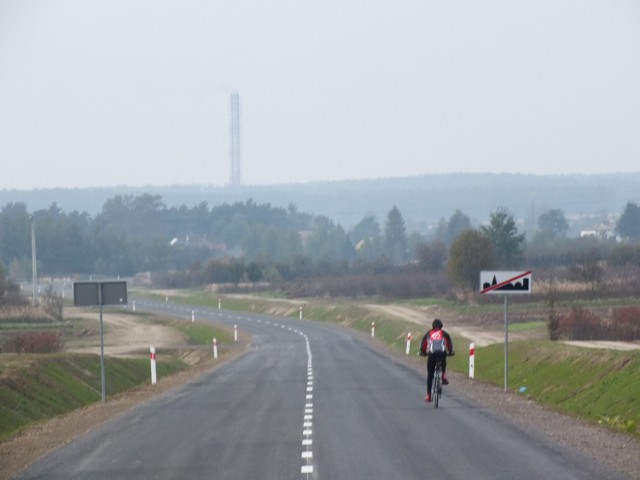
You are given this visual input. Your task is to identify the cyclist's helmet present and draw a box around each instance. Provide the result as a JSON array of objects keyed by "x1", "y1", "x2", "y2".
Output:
[{"x1": 432, "y1": 319, "x2": 443, "y2": 329}]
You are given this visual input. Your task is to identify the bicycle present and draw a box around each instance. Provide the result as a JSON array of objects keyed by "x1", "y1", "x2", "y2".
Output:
[
  {"x1": 432, "y1": 359, "x2": 443, "y2": 408},
  {"x1": 430, "y1": 352, "x2": 454, "y2": 408}
]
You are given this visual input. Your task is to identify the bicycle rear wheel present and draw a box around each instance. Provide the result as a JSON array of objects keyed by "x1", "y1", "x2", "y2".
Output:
[{"x1": 433, "y1": 366, "x2": 441, "y2": 408}]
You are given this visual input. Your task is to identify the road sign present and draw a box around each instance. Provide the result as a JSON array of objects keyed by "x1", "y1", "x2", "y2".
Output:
[
  {"x1": 73, "y1": 281, "x2": 128, "y2": 403},
  {"x1": 479, "y1": 271, "x2": 532, "y2": 392},
  {"x1": 480, "y1": 271, "x2": 532, "y2": 295},
  {"x1": 73, "y1": 281, "x2": 127, "y2": 306}
]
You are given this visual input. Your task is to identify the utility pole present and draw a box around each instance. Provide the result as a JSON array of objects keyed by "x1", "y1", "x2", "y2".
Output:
[
  {"x1": 31, "y1": 216, "x2": 38, "y2": 306},
  {"x1": 229, "y1": 92, "x2": 241, "y2": 186}
]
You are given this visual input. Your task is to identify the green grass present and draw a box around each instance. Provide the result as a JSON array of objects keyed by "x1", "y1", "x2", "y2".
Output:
[
  {"x1": 461, "y1": 340, "x2": 640, "y2": 436},
  {"x1": 0, "y1": 353, "x2": 185, "y2": 440},
  {"x1": 170, "y1": 321, "x2": 233, "y2": 345},
  {"x1": 508, "y1": 321, "x2": 546, "y2": 332}
]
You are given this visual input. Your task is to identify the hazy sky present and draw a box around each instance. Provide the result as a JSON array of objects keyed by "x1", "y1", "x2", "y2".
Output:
[{"x1": 1, "y1": 1, "x2": 639, "y2": 189}]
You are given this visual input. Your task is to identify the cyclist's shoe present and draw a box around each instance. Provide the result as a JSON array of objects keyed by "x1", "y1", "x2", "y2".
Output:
[
  {"x1": 442, "y1": 373, "x2": 449, "y2": 385},
  {"x1": 425, "y1": 393, "x2": 432, "y2": 403}
]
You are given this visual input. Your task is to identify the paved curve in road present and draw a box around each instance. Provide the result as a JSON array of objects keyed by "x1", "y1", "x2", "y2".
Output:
[{"x1": 16, "y1": 298, "x2": 629, "y2": 480}]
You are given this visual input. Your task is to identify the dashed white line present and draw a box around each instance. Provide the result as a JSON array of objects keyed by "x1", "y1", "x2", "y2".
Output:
[{"x1": 301, "y1": 332, "x2": 315, "y2": 477}]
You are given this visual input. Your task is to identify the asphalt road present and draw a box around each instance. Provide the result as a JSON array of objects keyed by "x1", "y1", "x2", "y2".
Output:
[{"x1": 15, "y1": 297, "x2": 630, "y2": 480}]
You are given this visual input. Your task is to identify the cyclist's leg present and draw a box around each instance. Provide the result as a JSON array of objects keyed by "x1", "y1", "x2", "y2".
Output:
[
  {"x1": 441, "y1": 356, "x2": 449, "y2": 384},
  {"x1": 426, "y1": 356, "x2": 435, "y2": 398}
]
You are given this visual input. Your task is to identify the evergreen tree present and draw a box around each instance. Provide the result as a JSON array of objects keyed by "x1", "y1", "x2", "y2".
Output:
[
  {"x1": 384, "y1": 206, "x2": 408, "y2": 264},
  {"x1": 447, "y1": 209, "x2": 472, "y2": 244},
  {"x1": 481, "y1": 208, "x2": 526, "y2": 268},
  {"x1": 349, "y1": 215, "x2": 380, "y2": 244},
  {"x1": 538, "y1": 209, "x2": 569, "y2": 236},
  {"x1": 616, "y1": 202, "x2": 640, "y2": 241}
]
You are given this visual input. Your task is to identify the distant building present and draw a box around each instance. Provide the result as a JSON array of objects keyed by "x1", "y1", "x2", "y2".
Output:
[{"x1": 579, "y1": 226, "x2": 621, "y2": 241}]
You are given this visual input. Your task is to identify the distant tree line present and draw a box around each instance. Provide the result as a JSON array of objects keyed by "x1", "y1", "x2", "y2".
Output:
[
  {"x1": 1, "y1": 195, "x2": 639, "y2": 300},
  {"x1": 0, "y1": 195, "x2": 411, "y2": 280}
]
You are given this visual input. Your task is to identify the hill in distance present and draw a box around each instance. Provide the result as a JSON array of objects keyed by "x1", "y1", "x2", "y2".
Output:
[{"x1": 2, "y1": 172, "x2": 639, "y2": 235}]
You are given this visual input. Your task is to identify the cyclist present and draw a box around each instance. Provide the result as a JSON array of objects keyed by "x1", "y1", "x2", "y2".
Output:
[{"x1": 419, "y1": 319, "x2": 454, "y2": 402}]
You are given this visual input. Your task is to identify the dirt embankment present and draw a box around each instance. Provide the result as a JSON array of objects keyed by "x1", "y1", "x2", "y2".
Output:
[{"x1": 67, "y1": 312, "x2": 187, "y2": 357}]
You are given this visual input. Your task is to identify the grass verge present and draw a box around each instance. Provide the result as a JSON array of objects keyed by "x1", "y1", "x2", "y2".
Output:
[
  {"x1": 0, "y1": 353, "x2": 185, "y2": 441},
  {"x1": 163, "y1": 320, "x2": 233, "y2": 346},
  {"x1": 466, "y1": 340, "x2": 639, "y2": 437}
]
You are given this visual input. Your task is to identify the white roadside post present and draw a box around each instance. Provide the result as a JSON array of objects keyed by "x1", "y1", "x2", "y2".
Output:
[
  {"x1": 234, "y1": 324, "x2": 238, "y2": 342},
  {"x1": 191, "y1": 310, "x2": 195, "y2": 322},
  {"x1": 469, "y1": 342, "x2": 475, "y2": 379},
  {"x1": 213, "y1": 338, "x2": 218, "y2": 359},
  {"x1": 405, "y1": 333, "x2": 412, "y2": 355},
  {"x1": 218, "y1": 298, "x2": 221, "y2": 310},
  {"x1": 150, "y1": 346, "x2": 157, "y2": 385},
  {"x1": 299, "y1": 306, "x2": 303, "y2": 320},
  {"x1": 165, "y1": 295, "x2": 168, "y2": 302},
  {"x1": 132, "y1": 300, "x2": 136, "y2": 312},
  {"x1": 371, "y1": 322, "x2": 375, "y2": 337}
]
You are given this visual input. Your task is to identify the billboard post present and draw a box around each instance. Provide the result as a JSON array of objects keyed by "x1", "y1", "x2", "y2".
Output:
[{"x1": 74, "y1": 281, "x2": 128, "y2": 402}]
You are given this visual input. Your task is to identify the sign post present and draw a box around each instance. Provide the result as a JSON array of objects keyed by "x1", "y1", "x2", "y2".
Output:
[
  {"x1": 480, "y1": 271, "x2": 532, "y2": 392},
  {"x1": 74, "y1": 281, "x2": 128, "y2": 402}
]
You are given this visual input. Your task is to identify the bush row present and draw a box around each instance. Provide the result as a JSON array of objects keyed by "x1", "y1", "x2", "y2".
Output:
[
  {"x1": 2, "y1": 331, "x2": 64, "y2": 353},
  {"x1": 550, "y1": 305, "x2": 640, "y2": 341}
]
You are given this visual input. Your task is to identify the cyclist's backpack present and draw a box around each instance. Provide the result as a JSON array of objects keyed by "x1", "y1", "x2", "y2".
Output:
[{"x1": 427, "y1": 329, "x2": 447, "y2": 354}]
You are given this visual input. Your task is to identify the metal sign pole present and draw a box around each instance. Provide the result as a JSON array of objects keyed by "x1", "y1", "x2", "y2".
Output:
[
  {"x1": 31, "y1": 217, "x2": 38, "y2": 307},
  {"x1": 73, "y1": 280, "x2": 127, "y2": 404},
  {"x1": 480, "y1": 271, "x2": 532, "y2": 394},
  {"x1": 504, "y1": 295, "x2": 508, "y2": 393},
  {"x1": 99, "y1": 284, "x2": 106, "y2": 402}
]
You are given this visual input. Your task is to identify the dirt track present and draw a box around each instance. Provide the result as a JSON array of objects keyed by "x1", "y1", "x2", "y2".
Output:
[
  {"x1": 67, "y1": 312, "x2": 186, "y2": 357},
  {"x1": 367, "y1": 303, "x2": 640, "y2": 350},
  {"x1": 367, "y1": 304, "x2": 533, "y2": 346}
]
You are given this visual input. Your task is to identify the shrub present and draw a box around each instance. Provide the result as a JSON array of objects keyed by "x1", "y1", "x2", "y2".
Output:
[
  {"x1": 0, "y1": 306, "x2": 56, "y2": 325},
  {"x1": 40, "y1": 285, "x2": 63, "y2": 321},
  {"x1": 556, "y1": 305, "x2": 602, "y2": 340},
  {"x1": 553, "y1": 305, "x2": 640, "y2": 342},
  {"x1": 2, "y1": 331, "x2": 64, "y2": 353},
  {"x1": 610, "y1": 307, "x2": 640, "y2": 341}
]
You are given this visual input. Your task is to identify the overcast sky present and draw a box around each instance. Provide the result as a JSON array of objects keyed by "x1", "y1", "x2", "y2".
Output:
[{"x1": 1, "y1": 0, "x2": 639, "y2": 189}]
